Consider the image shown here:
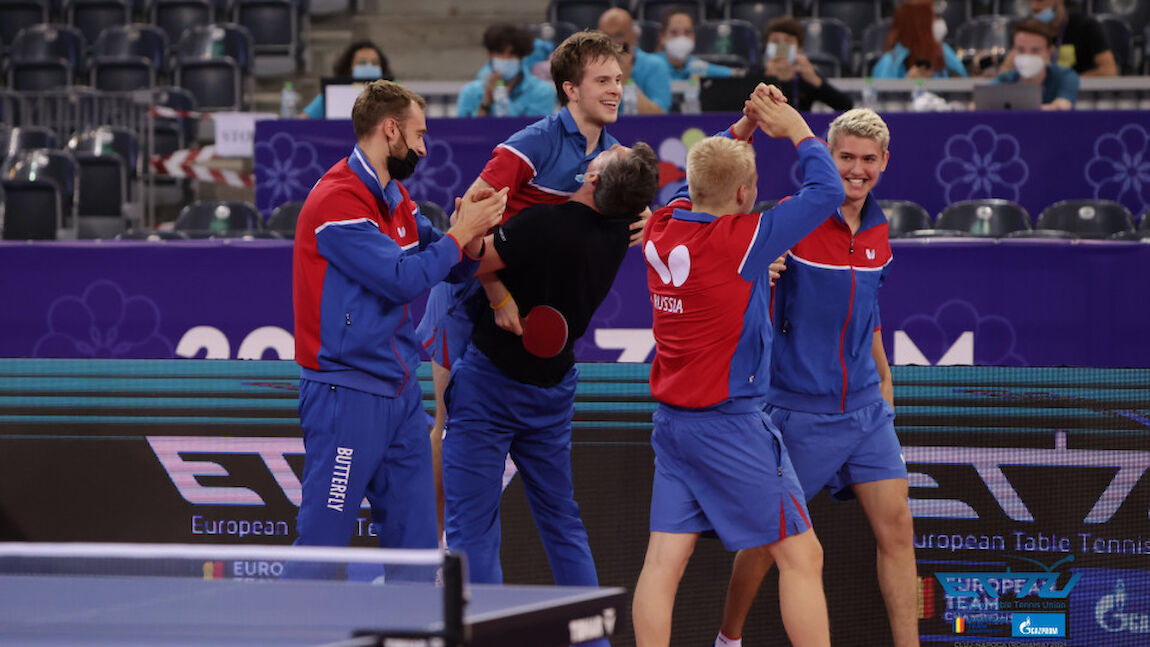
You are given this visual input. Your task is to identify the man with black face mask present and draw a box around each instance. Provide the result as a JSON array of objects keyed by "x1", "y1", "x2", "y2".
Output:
[{"x1": 292, "y1": 80, "x2": 508, "y2": 559}]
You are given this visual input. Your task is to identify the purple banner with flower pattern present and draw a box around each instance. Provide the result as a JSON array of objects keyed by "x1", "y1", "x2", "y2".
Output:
[
  {"x1": 255, "y1": 111, "x2": 1150, "y2": 222},
  {"x1": 1, "y1": 238, "x2": 1149, "y2": 367}
]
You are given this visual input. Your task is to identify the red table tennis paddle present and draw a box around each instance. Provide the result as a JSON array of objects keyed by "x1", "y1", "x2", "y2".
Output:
[{"x1": 521, "y1": 305, "x2": 568, "y2": 358}]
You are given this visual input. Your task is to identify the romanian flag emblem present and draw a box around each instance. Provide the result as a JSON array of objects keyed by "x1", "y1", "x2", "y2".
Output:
[
  {"x1": 954, "y1": 616, "x2": 966, "y2": 634},
  {"x1": 202, "y1": 561, "x2": 224, "y2": 580}
]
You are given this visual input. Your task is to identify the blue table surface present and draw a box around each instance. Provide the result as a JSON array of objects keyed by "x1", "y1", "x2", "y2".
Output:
[{"x1": 0, "y1": 574, "x2": 623, "y2": 646}]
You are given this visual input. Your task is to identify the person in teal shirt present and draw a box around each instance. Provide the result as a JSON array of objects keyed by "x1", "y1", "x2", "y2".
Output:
[
  {"x1": 992, "y1": 19, "x2": 1079, "y2": 110},
  {"x1": 300, "y1": 41, "x2": 391, "y2": 119},
  {"x1": 655, "y1": 8, "x2": 735, "y2": 80},
  {"x1": 457, "y1": 24, "x2": 556, "y2": 117},
  {"x1": 598, "y1": 7, "x2": 673, "y2": 113},
  {"x1": 872, "y1": 0, "x2": 966, "y2": 79}
]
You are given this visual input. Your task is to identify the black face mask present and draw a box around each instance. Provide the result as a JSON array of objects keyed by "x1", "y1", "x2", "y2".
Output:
[{"x1": 387, "y1": 135, "x2": 419, "y2": 181}]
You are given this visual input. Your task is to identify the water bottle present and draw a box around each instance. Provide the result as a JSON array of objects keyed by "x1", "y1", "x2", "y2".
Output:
[
  {"x1": 680, "y1": 76, "x2": 701, "y2": 115},
  {"x1": 209, "y1": 206, "x2": 230, "y2": 237},
  {"x1": 280, "y1": 81, "x2": 298, "y2": 119},
  {"x1": 715, "y1": 23, "x2": 732, "y2": 55},
  {"x1": 491, "y1": 81, "x2": 510, "y2": 117},
  {"x1": 861, "y1": 76, "x2": 878, "y2": 110},
  {"x1": 622, "y1": 80, "x2": 638, "y2": 116},
  {"x1": 912, "y1": 79, "x2": 926, "y2": 106}
]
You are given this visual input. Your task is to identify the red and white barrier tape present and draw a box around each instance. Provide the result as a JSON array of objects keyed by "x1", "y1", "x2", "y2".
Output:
[
  {"x1": 150, "y1": 146, "x2": 254, "y2": 188},
  {"x1": 148, "y1": 105, "x2": 207, "y2": 120}
]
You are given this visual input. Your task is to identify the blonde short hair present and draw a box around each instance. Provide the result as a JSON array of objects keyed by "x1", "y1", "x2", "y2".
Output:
[
  {"x1": 686, "y1": 136, "x2": 756, "y2": 206},
  {"x1": 827, "y1": 108, "x2": 890, "y2": 153}
]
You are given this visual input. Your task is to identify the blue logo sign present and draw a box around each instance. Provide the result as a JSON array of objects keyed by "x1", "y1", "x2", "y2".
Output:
[{"x1": 1012, "y1": 613, "x2": 1066, "y2": 637}]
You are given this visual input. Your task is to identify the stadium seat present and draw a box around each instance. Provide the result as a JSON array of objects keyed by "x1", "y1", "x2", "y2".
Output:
[
  {"x1": 696, "y1": 19, "x2": 761, "y2": 68},
  {"x1": 73, "y1": 152, "x2": 127, "y2": 237},
  {"x1": 231, "y1": 0, "x2": 295, "y2": 76},
  {"x1": 0, "y1": 178, "x2": 61, "y2": 240},
  {"x1": 1092, "y1": 0, "x2": 1150, "y2": 53},
  {"x1": 725, "y1": 0, "x2": 792, "y2": 33},
  {"x1": 634, "y1": 19, "x2": 660, "y2": 53},
  {"x1": 175, "y1": 57, "x2": 242, "y2": 110},
  {"x1": 526, "y1": 21, "x2": 579, "y2": 46},
  {"x1": 175, "y1": 22, "x2": 253, "y2": 74},
  {"x1": 91, "y1": 56, "x2": 154, "y2": 90},
  {"x1": 9, "y1": 58, "x2": 72, "y2": 89},
  {"x1": 9, "y1": 23, "x2": 86, "y2": 77},
  {"x1": 7, "y1": 126, "x2": 58, "y2": 154},
  {"x1": 68, "y1": 0, "x2": 131, "y2": 45},
  {"x1": 0, "y1": 0, "x2": 49, "y2": 49},
  {"x1": 953, "y1": 15, "x2": 1013, "y2": 69},
  {"x1": 152, "y1": 0, "x2": 212, "y2": 46},
  {"x1": 936, "y1": 199, "x2": 1031, "y2": 237},
  {"x1": 1094, "y1": 14, "x2": 1132, "y2": 74},
  {"x1": 266, "y1": 200, "x2": 302, "y2": 238},
  {"x1": 415, "y1": 200, "x2": 448, "y2": 233},
  {"x1": 93, "y1": 24, "x2": 169, "y2": 71},
  {"x1": 1037, "y1": 199, "x2": 1134, "y2": 238},
  {"x1": 68, "y1": 125, "x2": 139, "y2": 180},
  {"x1": 152, "y1": 85, "x2": 199, "y2": 147},
  {"x1": 879, "y1": 199, "x2": 932, "y2": 237},
  {"x1": 860, "y1": 17, "x2": 892, "y2": 77},
  {"x1": 2, "y1": 148, "x2": 77, "y2": 232},
  {"x1": 548, "y1": 0, "x2": 614, "y2": 31},
  {"x1": 801, "y1": 17, "x2": 852, "y2": 76},
  {"x1": 814, "y1": 0, "x2": 879, "y2": 49},
  {"x1": 637, "y1": 0, "x2": 704, "y2": 24},
  {"x1": 174, "y1": 200, "x2": 262, "y2": 237}
]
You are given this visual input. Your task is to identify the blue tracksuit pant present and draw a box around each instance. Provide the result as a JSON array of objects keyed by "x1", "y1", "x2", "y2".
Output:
[
  {"x1": 442, "y1": 347, "x2": 598, "y2": 587},
  {"x1": 295, "y1": 377, "x2": 437, "y2": 579}
]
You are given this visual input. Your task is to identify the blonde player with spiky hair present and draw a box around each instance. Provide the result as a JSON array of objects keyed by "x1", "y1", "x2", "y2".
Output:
[
  {"x1": 632, "y1": 85, "x2": 845, "y2": 647},
  {"x1": 717, "y1": 108, "x2": 919, "y2": 647}
]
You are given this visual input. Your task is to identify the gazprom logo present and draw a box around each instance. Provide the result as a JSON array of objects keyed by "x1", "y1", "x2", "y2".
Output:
[{"x1": 1012, "y1": 613, "x2": 1065, "y2": 637}]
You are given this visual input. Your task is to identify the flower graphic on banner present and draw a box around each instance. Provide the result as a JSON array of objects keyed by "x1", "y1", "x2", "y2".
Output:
[
  {"x1": 403, "y1": 136, "x2": 462, "y2": 211},
  {"x1": 653, "y1": 128, "x2": 701, "y2": 204},
  {"x1": 935, "y1": 125, "x2": 1029, "y2": 203},
  {"x1": 255, "y1": 132, "x2": 324, "y2": 212},
  {"x1": 34, "y1": 280, "x2": 173, "y2": 358},
  {"x1": 1084, "y1": 124, "x2": 1150, "y2": 215},
  {"x1": 897, "y1": 300, "x2": 1026, "y2": 366}
]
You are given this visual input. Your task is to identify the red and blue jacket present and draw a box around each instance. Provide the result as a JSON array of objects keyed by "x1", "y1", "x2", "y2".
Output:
[
  {"x1": 766, "y1": 195, "x2": 892, "y2": 414},
  {"x1": 293, "y1": 145, "x2": 480, "y2": 396},
  {"x1": 645, "y1": 134, "x2": 845, "y2": 410}
]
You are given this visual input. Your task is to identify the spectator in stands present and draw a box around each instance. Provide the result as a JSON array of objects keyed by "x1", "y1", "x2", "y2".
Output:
[
  {"x1": 301, "y1": 41, "x2": 392, "y2": 119},
  {"x1": 754, "y1": 16, "x2": 852, "y2": 112},
  {"x1": 1000, "y1": 0, "x2": 1117, "y2": 77},
  {"x1": 873, "y1": 0, "x2": 966, "y2": 79},
  {"x1": 993, "y1": 19, "x2": 1079, "y2": 111},
  {"x1": 598, "y1": 6, "x2": 673, "y2": 113},
  {"x1": 656, "y1": 7, "x2": 736, "y2": 80},
  {"x1": 457, "y1": 24, "x2": 557, "y2": 117}
]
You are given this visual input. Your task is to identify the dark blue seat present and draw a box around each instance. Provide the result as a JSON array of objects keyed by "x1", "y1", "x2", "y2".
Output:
[
  {"x1": 725, "y1": 0, "x2": 791, "y2": 33},
  {"x1": 879, "y1": 199, "x2": 932, "y2": 237},
  {"x1": 152, "y1": 0, "x2": 212, "y2": 45},
  {"x1": 1037, "y1": 199, "x2": 1134, "y2": 238},
  {"x1": 696, "y1": 19, "x2": 761, "y2": 68},
  {"x1": 2, "y1": 148, "x2": 77, "y2": 230},
  {"x1": 175, "y1": 199, "x2": 263, "y2": 237},
  {"x1": 175, "y1": 57, "x2": 241, "y2": 110},
  {"x1": 68, "y1": 0, "x2": 131, "y2": 45},
  {"x1": 10, "y1": 23, "x2": 86, "y2": 72},
  {"x1": 937, "y1": 199, "x2": 1031, "y2": 237},
  {"x1": 266, "y1": 200, "x2": 303, "y2": 238},
  {"x1": 1, "y1": 178, "x2": 62, "y2": 239},
  {"x1": 92, "y1": 23, "x2": 168, "y2": 70},
  {"x1": 548, "y1": 0, "x2": 614, "y2": 31},
  {"x1": 175, "y1": 22, "x2": 252, "y2": 74},
  {"x1": 0, "y1": 0, "x2": 49, "y2": 49}
]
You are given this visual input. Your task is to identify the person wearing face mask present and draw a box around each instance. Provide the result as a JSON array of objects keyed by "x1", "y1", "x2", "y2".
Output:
[
  {"x1": 1000, "y1": 0, "x2": 1116, "y2": 77},
  {"x1": 598, "y1": 7, "x2": 673, "y2": 113},
  {"x1": 755, "y1": 16, "x2": 852, "y2": 112},
  {"x1": 872, "y1": 0, "x2": 966, "y2": 79},
  {"x1": 292, "y1": 80, "x2": 508, "y2": 556},
  {"x1": 992, "y1": 19, "x2": 1079, "y2": 110},
  {"x1": 656, "y1": 8, "x2": 734, "y2": 80},
  {"x1": 457, "y1": 24, "x2": 557, "y2": 117},
  {"x1": 300, "y1": 41, "x2": 392, "y2": 119}
]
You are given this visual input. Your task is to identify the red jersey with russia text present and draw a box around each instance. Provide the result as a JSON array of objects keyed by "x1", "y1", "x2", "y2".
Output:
[{"x1": 645, "y1": 137, "x2": 846, "y2": 409}]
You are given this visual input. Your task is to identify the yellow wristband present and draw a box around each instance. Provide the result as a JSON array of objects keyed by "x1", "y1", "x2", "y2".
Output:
[{"x1": 490, "y1": 293, "x2": 511, "y2": 310}]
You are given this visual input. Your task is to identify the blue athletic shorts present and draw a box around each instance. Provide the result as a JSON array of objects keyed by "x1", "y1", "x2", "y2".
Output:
[
  {"x1": 767, "y1": 399, "x2": 906, "y2": 502},
  {"x1": 416, "y1": 279, "x2": 485, "y2": 369},
  {"x1": 649, "y1": 402, "x2": 811, "y2": 551}
]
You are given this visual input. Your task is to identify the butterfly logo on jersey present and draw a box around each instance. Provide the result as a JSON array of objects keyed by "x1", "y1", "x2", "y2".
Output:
[
  {"x1": 866, "y1": 248, "x2": 876, "y2": 260},
  {"x1": 397, "y1": 226, "x2": 406, "y2": 237},
  {"x1": 644, "y1": 241, "x2": 691, "y2": 287}
]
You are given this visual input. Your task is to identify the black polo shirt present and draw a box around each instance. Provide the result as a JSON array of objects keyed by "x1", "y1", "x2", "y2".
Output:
[
  {"x1": 1058, "y1": 13, "x2": 1110, "y2": 74},
  {"x1": 471, "y1": 200, "x2": 631, "y2": 387}
]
